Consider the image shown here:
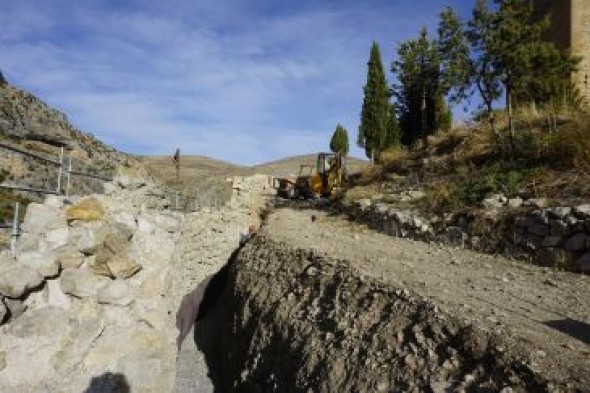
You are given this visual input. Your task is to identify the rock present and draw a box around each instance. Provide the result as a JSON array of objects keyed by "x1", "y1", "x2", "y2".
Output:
[
  {"x1": 0, "y1": 298, "x2": 7, "y2": 323},
  {"x1": 565, "y1": 233, "x2": 587, "y2": 252},
  {"x1": 574, "y1": 204, "x2": 590, "y2": 218},
  {"x1": 60, "y1": 268, "x2": 110, "y2": 298},
  {"x1": 0, "y1": 266, "x2": 44, "y2": 298},
  {"x1": 69, "y1": 224, "x2": 107, "y2": 255},
  {"x1": 20, "y1": 203, "x2": 66, "y2": 234},
  {"x1": 357, "y1": 199, "x2": 372, "y2": 209},
  {"x1": 56, "y1": 246, "x2": 85, "y2": 269},
  {"x1": 17, "y1": 250, "x2": 59, "y2": 277},
  {"x1": 65, "y1": 196, "x2": 105, "y2": 222},
  {"x1": 45, "y1": 227, "x2": 69, "y2": 250},
  {"x1": 45, "y1": 278, "x2": 72, "y2": 310},
  {"x1": 6, "y1": 306, "x2": 69, "y2": 338},
  {"x1": 482, "y1": 194, "x2": 507, "y2": 209},
  {"x1": 97, "y1": 279, "x2": 133, "y2": 306},
  {"x1": 113, "y1": 212, "x2": 137, "y2": 230},
  {"x1": 89, "y1": 250, "x2": 114, "y2": 277},
  {"x1": 4, "y1": 297, "x2": 27, "y2": 319},
  {"x1": 574, "y1": 252, "x2": 590, "y2": 272},
  {"x1": 523, "y1": 198, "x2": 549, "y2": 208},
  {"x1": 445, "y1": 226, "x2": 466, "y2": 246},
  {"x1": 549, "y1": 219, "x2": 569, "y2": 236},
  {"x1": 43, "y1": 195, "x2": 65, "y2": 208},
  {"x1": 547, "y1": 207, "x2": 571, "y2": 219},
  {"x1": 507, "y1": 198, "x2": 523, "y2": 208},
  {"x1": 103, "y1": 229, "x2": 131, "y2": 254},
  {"x1": 107, "y1": 256, "x2": 141, "y2": 279},
  {"x1": 541, "y1": 236, "x2": 562, "y2": 248},
  {"x1": 113, "y1": 165, "x2": 152, "y2": 189}
]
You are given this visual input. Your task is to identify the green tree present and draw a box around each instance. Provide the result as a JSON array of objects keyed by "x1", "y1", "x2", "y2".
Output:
[
  {"x1": 392, "y1": 27, "x2": 445, "y2": 148},
  {"x1": 329, "y1": 124, "x2": 349, "y2": 155},
  {"x1": 358, "y1": 42, "x2": 390, "y2": 162},
  {"x1": 384, "y1": 103, "x2": 401, "y2": 148},
  {"x1": 439, "y1": 2, "x2": 503, "y2": 136},
  {"x1": 438, "y1": 1, "x2": 578, "y2": 139}
]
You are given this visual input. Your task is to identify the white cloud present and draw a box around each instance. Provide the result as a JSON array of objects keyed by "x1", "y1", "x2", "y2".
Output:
[{"x1": 0, "y1": 0, "x2": 458, "y2": 165}]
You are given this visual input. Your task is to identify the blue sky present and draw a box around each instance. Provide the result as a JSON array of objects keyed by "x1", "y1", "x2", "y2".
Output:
[{"x1": 0, "y1": 0, "x2": 474, "y2": 165}]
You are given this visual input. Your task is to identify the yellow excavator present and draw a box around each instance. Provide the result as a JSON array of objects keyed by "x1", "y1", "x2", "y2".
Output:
[{"x1": 274, "y1": 152, "x2": 347, "y2": 199}]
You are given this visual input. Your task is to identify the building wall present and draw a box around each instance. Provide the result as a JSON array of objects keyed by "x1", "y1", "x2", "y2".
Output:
[
  {"x1": 533, "y1": 0, "x2": 590, "y2": 103},
  {"x1": 571, "y1": 0, "x2": 590, "y2": 101}
]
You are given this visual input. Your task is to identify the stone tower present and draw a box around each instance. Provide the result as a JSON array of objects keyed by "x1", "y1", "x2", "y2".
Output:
[{"x1": 534, "y1": 0, "x2": 590, "y2": 103}]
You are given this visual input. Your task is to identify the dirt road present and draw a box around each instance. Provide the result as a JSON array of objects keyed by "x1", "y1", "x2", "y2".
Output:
[{"x1": 265, "y1": 207, "x2": 590, "y2": 388}]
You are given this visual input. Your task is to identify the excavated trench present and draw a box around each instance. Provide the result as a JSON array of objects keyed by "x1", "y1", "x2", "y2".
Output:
[{"x1": 181, "y1": 234, "x2": 581, "y2": 393}]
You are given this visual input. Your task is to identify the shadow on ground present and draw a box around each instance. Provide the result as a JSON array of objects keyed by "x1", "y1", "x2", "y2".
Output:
[
  {"x1": 84, "y1": 372, "x2": 130, "y2": 393},
  {"x1": 544, "y1": 318, "x2": 590, "y2": 345}
]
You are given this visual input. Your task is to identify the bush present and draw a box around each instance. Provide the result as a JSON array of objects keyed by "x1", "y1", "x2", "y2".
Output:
[{"x1": 547, "y1": 118, "x2": 590, "y2": 171}]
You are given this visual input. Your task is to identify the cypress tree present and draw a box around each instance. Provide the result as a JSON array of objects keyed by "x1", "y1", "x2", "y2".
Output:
[
  {"x1": 358, "y1": 42, "x2": 390, "y2": 162},
  {"x1": 330, "y1": 124, "x2": 349, "y2": 156}
]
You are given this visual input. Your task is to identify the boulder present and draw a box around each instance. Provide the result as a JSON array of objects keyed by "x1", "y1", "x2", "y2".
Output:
[
  {"x1": 575, "y1": 252, "x2": 590, "y2": 272},
  {"x1": 541, "y1": 236, "x2": 562, "y2": 248},
  {"x1": 0, "y1": 266, "x2": 44, "y2": 298},
  {"x1": 45, "y1": 278, "x2": 71, "y2": 310},
  {"x1": 547, "y1": 207, "x2": 572, "y2": 219},
  {"x1": 43, "y1": 195, "x2": 65, "y2": 208},
  {"x1": 103, "y1": 228, "x2": 132, "y2": 254},
  {"x1": 65, "y1": 197, "x2": 105, "y2": 223},
  {"x1": 4, "y1": 297, "x2": 27, "y2": 320},
  {"x1": 107, "y1": 256, "x2": 141, "y2": 279},
  {"x1": 507, "y1": 198, "x2": 523, "y2": 209},
  {"x1": 113, "y1": 212, "x2": 137, "y2": 231},
  {"x1": 69, "y1": 224, "x2": 107, "y2": 255},
  {"x1": 565, "y1": 233, "x2": 587, "y2": 252},
  {"x1": 6, "y1": 306, "x2": 69, "y2": 338},
  {"x1": 56, "y1": 246, "x2": 85, "y2": 269},
  {"x1": 523, "y1": 198, "x2": 549, "y2": 208},
  {"x1": 574, "y1": 204, "x2": 590, "y2": 218},
  {"x1": 90, "y1": 249, "x2": 114, "y2": 277},
  {"x1": 17, "y1": 250, "x2": 59, "y2": 277},
  {"x1": 482, "y1": 194, "x2": 507, "y2": 209},
  {"x1": 60, "y1": 268, "x2": 110, "y2": 298},
  {"x1": 45, "y1": 227, "x2": 69, "y2": 250},
  {"x1": 97, "y1": 279, "x2": 133, "y2": 306},
  {"x1": 20, "y1": 203, "x2": 66, "y2": 234}
]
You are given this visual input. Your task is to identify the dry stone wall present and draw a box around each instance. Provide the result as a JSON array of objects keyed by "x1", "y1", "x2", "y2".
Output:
[{"x1": 338, "y1": 194, "x2": 590, "y2": 273}]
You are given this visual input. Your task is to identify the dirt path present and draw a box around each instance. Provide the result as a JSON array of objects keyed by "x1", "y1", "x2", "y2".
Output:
[{"x1": 265, "y1": 207, "x2": 590, "y2": 388}]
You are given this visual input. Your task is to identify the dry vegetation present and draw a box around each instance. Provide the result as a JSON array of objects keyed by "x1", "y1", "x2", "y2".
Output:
[{"x1": 347, "y1": 107, "x2": 590, "y2": 213}]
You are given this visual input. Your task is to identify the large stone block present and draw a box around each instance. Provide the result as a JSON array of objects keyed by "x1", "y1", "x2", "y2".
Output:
[
  {"x1": 17, "y1": 250, "x2": 59, "y2": 278},
  {"x1": 60, "y1": 268, "x2": 110, "y2": 298},
  {"x1": 21, "y1": 203, "x2": 67, "y2": 234},
  {"x1": 0, "y1": 266, "x2": 44, "y2": 298},
  {"x1": 65, "y1": 197, "x2": 105, "y2": 223}
]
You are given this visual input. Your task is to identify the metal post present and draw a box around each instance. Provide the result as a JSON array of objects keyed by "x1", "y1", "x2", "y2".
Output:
[
  {"x1": 56, "y1": 146, "x2": 64, "y2": 194},
  {"x1": 10, "y1": 202, "x2": 20, "y2": 256},
  {"x1": 66, "y1": 153, "x2": 72, "y2": 196},
  {"x1": 195, "y1": 199, "x2": 198, "y2": 212}
]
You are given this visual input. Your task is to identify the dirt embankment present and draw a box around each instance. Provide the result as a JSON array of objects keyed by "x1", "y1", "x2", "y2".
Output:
[{"x1": 202, "y1": 208, "x2": 589, "y2": 392}]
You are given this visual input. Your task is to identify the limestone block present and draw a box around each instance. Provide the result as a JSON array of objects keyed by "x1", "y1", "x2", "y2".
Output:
[
  {"x1": 97, "y1": 279, "x2": 133, "y2": 306},
  {"x1": 107, "y1": 256, "x2": 141, "y2": 279},
  {"x1": 0, "y1": 266, "x2": 44, "y2": 298},
  {"x1": 45, "y1": 227, "x2": 69, "y2": 250},
  {"x1": 66, "y1": 196, "x2": 105, "y2": 223},
  {"x1": 69, "y1": 224, "x2": 107, "y2": 255},
  {"x1": 56, "y1": 246, "x2": 85, "y2": 269},
  {"x1": 21, "y1": 203, "x2": 66, "y2": 234},
  {"x1": 60, "y1": 268, "x2": 110, "y2": 298},
  {"x1": 17, "y1": 250, "x2": 59, "y2": 278}
]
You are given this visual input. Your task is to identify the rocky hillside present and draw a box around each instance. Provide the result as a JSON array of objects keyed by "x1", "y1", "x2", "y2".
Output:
[{"x1": 0, "y1": 79, "x2": 134, "y2": 201}]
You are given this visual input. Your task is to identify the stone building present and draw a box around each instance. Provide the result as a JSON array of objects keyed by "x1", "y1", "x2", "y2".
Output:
[{"x1": 534, "y1": 0, "x2": 590, "y2": 103}]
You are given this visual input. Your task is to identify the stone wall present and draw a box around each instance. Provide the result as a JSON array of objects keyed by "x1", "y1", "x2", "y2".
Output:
[{"x1": 337, "y1": 194, "x2": 590, "y2": 273}]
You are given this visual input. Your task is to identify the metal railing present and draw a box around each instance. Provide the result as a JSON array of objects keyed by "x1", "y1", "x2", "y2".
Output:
[{"x1": 0, "y1": 141, "x2": 114, "y2": 255}]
